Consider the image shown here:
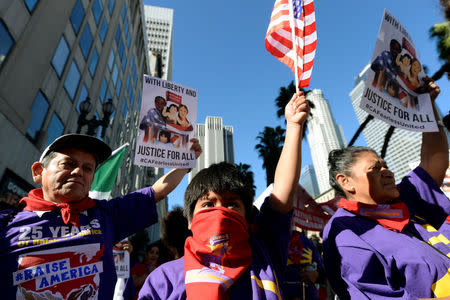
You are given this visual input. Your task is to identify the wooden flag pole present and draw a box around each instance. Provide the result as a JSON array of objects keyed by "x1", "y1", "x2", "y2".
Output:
[{"x1": 288, "y1": 0, "x2": 300, "y2": 93}]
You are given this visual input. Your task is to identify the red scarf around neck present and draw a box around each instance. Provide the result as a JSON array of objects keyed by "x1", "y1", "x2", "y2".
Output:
[
  {"x1": 20, "y1": 189, "x2": 96, "y2": 226},
  {"x1": 337, "y1": 198, "x2": 410, "y2": 232},
  {"x1": 184, "y1": 207, "x2": 252, "y2": 300}
]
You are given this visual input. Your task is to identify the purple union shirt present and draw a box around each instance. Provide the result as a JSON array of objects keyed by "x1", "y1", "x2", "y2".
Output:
[
  {"x1": 0, "y1": 187, "x2": 158, "y2": 299},
  {"x1": 323, "y1": 167, "x2": 450, "y2": 299}
]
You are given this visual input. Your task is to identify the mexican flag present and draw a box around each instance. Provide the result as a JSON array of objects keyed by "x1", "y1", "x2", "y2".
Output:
[{"x1": 89, "y1": 143, "x2": 129, "y2": 200}]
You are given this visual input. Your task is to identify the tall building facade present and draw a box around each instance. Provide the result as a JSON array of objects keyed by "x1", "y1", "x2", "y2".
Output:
[
  {"x1": 143, "y1": 5, "x2": 173, "y2": 81},
  {"x1": 350, "y1": 64, "x2": 422, "y2": 181},
  {"x1": 300, "y1": 165, "x2": 320, "y2": 198},
  {"x1": 188, "y1": 116, "x2": 234, "y2": 181},
  {"x1": 306, "y1": 89, "x2": 346, "y2": 194},
  {"x1": 0, "y1": 0, "x2": 153, "y2": 208}
]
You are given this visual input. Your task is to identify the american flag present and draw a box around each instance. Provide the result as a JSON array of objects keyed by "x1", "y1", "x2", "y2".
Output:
[{"x1": 265, "y1": 0, "x2": 317, "y2": 88}]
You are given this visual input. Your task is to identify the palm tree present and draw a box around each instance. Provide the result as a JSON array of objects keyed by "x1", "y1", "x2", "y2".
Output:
[
  {"x1": 236, "y1": 163, "x2": 256, "y2": 198},
  {"x1": 255, "y1": 126, "x2": 285, "y2": 186},
  {"x1": 274, "y1": 81, "x2": 314, "y2": 138},
  {"x1": 430, "y1": 20, "x2": 450, "y2": 81}
]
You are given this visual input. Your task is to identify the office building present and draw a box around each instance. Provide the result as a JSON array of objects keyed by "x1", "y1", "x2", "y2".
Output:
[
  {"x1": 188, "y1": 116, "x2": 234, "y2": 181},
  {"x1": 300, "y1": 165, "x2": 320, "y2": 198},
  {"x1": 143, "y1": 5, "x2": 173, "y2": 81},
  {"x1": 306, "y1": 89, "x2": 347, "y2": 194},
  {"x1": 0, "y1": 0, "x2": 153, "y2": 208}
]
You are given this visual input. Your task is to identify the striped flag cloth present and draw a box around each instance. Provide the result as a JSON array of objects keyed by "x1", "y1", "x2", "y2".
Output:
[
  {"x1": 89, "y1": 143, "x2": 129, "y2": 200},
  {"x1": 265, "y1": 0, "x2": 317, "y2": 88}
]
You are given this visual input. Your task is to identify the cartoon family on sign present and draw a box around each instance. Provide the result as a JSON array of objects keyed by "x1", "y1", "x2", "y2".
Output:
[
  {"x1": 370, "y1": 37, "x2": 423, "y2": 110},
  {"x1": 139, "y1": 91, "x2": 193, "y2": 148}
]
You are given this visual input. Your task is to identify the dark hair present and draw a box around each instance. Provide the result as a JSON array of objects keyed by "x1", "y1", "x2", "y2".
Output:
[
  {"x1": 400, "y1": 53, "x2": 412, "y2": 63},
  {"x1": 167, "y1": 104, "x2": 178, "y2": 111},
  {"x1": 184, "y1": 162, "x2": 254, "y2": 222},
  {"x1": 159, "y1": 130, "x2": 171, "y2": 140},
  {"x1": 328, "y1": 147, "x2": 377, "y2": 197},
  {"x1": 154, "y1": 96, "x2": 166, "y2": 104},
  {"x1": 386, "y1": 80, "x2": 399, "y2": 97},
  {"x1": 162, "y1": 206, "x2": 191, "y2": 258}
]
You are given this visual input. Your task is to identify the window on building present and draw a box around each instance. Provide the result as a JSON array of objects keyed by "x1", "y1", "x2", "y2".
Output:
[
  {"x1": 79, "y1": 25, "x2": 93, "y2": 59},
  {"x1": 24, "y1": 0, "x2": 39, "y2": 13},
  {"x1": 64, "y1": 61, "x2": 81, "y2": 101},
  {"x1": 76, "y1": 84, "x2": 88, "y2": 114},
  {"x1": 51, "y1": 36, "x2": 69, "y2": 77},
  {"x1": 45, "y1": 113, "x2": 64, "y2": 148},
  {"x1": 108, "y1": 49, "x2": 114, "y2": 71},
  {"x1": 121, "y1": 98, "x2": 128, "y2": 119},
  {"x1": 108, "y1": 0, "x2": 115, "y2": 15},
  {"x1": 115, "y1": 24, "x2": 121, "y2": 45},
  {"x1": 0, "y1": 20, "x2": 14, "y2": 69},
  {"x1": 121, "y1": 2, "x2": 126, "y2": 20},
  {"x1": 112, "y1": 64, "x2": 118, "y2": 86},
  {"x1": 26, "y1": 91, "x2": 49, "y2": 141},
  {"x1": 116, "y1": 78, "x2": 122, "y2": 98},
  {"x1": 99, "y1": 19, "x2": 108, "y2": 43},
  {"x1": 126, "y1": 33, "x2": 131, "y2": 49},
  {"x1": 121, "y1": 54, "x2": 127, "y2": 72},
  {"x1": 70, "y1": 0, "x2": 85, "y2": 34},
  {"x1": 99, "y1": 77, "x2": 107, "y2": 103},
  {"x1": 91, "y1": 0, "x2": 103, "y2": 25},
  {"x1": 130, "y1": 92, "x2": 134, "y2": 110},
  {"x1": 118, "y1": 39, "x2": 124, "y2": 60},
  {"x1": 89, "y1": 47, "x2": 99, "y2": 77},
  {"x1": 124, "y1": 18, "x2": 129, "y2": 36}
]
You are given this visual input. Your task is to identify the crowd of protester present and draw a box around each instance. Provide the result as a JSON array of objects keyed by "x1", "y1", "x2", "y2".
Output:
[{"x1": 0, "y1": 81, "x2": 449, "y2": 299}]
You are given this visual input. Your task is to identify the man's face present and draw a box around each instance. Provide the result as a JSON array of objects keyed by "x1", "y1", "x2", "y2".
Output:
[
  {"x1": 39, "y1": 149, "x2": 96, "y2": 203},
  {"x1": 155, "y1": 98, "x2": 166, "y2": 112}
]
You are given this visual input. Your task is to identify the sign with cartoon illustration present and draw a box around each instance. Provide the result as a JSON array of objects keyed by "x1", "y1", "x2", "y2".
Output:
[
  {"x1": 360, "y1": 9, "x2": 438, "y2": 132},
  {"x1": 135, "y1": 75, "x2": 198, "y2": 168}
]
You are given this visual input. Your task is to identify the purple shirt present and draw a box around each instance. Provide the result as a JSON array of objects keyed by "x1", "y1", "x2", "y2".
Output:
[
  {"x1": 138, "y1": 200, "x2": 293, "y2": 300},
  {"x1": 323, "y1": 167, "x2": 450, "y2": 299},
  {"x1": 0, "y1": 187, "x2": 158, "y2": 299}
]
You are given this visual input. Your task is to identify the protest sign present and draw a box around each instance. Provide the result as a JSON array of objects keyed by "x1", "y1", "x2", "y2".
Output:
[
  {"x1": 254, "y1": 183, "x2": 331, "y2": 232},
  {"x1": 135, "y1": 75, "x2": 198, "y2": 168},
  {"x1": 360, "y1": 9, "x2": 438, "y2": 132},
  {"x1": 113, "y1": 245, "x2": 130, "y2": 278}
]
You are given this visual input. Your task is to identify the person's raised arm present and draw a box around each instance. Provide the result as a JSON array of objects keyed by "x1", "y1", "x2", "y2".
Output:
[
  {"x1": 152, "y1": 138, "x2": 202, "y2": 202},
  {"x1": 418, "y1": 78, "x2": 448, "y2": 185},
  {"x1": 270, "y1": 92, "x2": 310, "y2": 213}
]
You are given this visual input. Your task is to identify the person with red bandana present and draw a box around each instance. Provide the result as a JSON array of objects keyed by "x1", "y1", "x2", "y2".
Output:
[
  {"x1": 0, "y1": 134, "x2": 201, "y2": 299},
  {"x1": 138, "y1": 91, "x2": 310, "y2": 300},
  {"x1": 323, "y1": 79, "x2": 450, "y2": 299}
]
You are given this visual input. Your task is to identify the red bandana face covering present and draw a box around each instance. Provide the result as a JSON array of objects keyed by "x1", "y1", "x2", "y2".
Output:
[
  {"x1": 337, "y1": 198, "x2": 410, "y2": 232},
  {"x1": 184, "y1": 207, "x2": 252, "y2": 300},
  {"x1": 20, "y1": 189, "x2": 96, "y2": 227}
]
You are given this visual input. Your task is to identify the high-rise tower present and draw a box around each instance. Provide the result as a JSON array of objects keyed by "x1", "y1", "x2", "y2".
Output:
[
  {"x1": 306, "y1": 89, "x2": 347, "y2": 194},
  {"x1": 188, "y1": 116, "x2": 234, "y2": 181}
]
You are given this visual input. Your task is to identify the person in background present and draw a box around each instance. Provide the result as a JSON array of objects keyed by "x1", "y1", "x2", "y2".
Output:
[
  {"x1": 139, "y1": 91, "x2": 309, "y2": 299},
  {"x1": 162, "y1": 206, "x2": 191, "y2": 260},
  {"x1": 283, "y1": 230, "x2": 326, "y2": 300},
  {"x1": 131, "y1": 242, "x2": 162, "y2": 295},
  {"x1": 323, "y1": 79, "x2": 450, "y2": 299}
]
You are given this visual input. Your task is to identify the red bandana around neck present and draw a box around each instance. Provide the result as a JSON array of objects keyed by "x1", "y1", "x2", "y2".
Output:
[
  {"x1": 184, "y1": 207, "x2": 252, "y2": 300},
  {"x1": 20, "y1": 189, "x2": 96, "y2": 226},
  {"x1": 337, "y1": 198, "x2": 410, "y2": 232}
]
